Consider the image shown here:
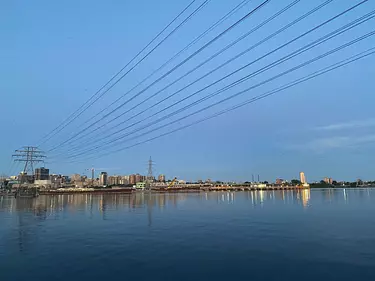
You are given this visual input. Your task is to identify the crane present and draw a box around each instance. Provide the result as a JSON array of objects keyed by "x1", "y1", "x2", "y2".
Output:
[{"x1": 167, "y1": 177, "x2": 177, "y2": 189}]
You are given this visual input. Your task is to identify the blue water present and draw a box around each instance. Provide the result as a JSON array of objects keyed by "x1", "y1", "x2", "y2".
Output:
[{"x1": 1, "y1": 189, "x2": 375, "y2": 280}]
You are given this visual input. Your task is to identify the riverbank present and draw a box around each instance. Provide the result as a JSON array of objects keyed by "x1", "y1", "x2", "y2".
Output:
[
  {"x1": 3, "y1": 186, "x2": 374, "y2": 197},
  {"x1": 39, "y1": 185, "x2": 305, "y2": 195}
]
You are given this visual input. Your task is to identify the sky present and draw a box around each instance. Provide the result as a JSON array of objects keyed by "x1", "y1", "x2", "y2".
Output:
[{"x1": 1, "y1": 0, "x2": 375, "y2": 182}]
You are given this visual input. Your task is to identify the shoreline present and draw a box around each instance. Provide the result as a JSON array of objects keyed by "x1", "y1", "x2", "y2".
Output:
[
  {"x1": 39, "y1": 186, "x2": 306, "y2": 195},
  {"x1": 1, "y1": 186, "x2": 374, "y2": 197}
]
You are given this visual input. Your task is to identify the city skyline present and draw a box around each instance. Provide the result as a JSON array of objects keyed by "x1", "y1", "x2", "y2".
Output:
[{"x1": 2, "y1": 163, "x2": 372, "y2": 187}]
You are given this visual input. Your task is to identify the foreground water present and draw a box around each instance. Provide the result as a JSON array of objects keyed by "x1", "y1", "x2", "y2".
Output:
[{"x1": 1, "y1": 189, "x2": 375, "y2": 280}]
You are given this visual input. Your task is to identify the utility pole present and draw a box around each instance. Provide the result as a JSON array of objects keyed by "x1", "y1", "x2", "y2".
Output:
[
  {"x1": 146, "y1": 156, "x2": 154, "y2": 190},
  {"x1": 12, "y1": 146, "x2": 46, "y2": 185}
]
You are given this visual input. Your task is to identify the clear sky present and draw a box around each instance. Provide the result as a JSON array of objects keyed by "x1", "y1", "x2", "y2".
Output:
[{"x1": 1, "y1": 0, "x2": 375, "y2": 182}]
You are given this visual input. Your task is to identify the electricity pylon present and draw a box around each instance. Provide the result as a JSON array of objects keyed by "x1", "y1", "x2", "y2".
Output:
[
  {"x1": 146, "y1": 156, "x2": 154, "y2": 190},
  {"x1": 12, "y1": 146, "x2": 46, "y2": 184}
]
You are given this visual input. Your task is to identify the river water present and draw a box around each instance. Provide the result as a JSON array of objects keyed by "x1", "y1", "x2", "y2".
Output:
[{"x1": 1, "y1": 189, "x2": 375, "y2": 280}]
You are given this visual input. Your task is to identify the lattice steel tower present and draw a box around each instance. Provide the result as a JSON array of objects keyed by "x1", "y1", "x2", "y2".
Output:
[
  {"x1": 146, "y1": 156, "x2": 154, "y2": 190},
  {"x1": 12, "y1": 146, "x2": 46, "y2": 183}
]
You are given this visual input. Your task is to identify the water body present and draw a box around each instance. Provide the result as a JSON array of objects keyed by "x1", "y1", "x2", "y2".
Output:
[{"x1": 1, "y1": 189, "x2": 375, "y2": 281}]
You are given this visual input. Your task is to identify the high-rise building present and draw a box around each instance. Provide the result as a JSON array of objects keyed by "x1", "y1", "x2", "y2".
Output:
[
  {"x1": 108, "y1": 175, "x2": 121, "y2": 186},
  {"x1": 135, "y1": 174, "x2": 143, "y2": 183},
  {"x1": 71, "y1": 174, "x2": 82, "y2": 183},
  {"x1": 324, "y1": 177, "x2": 333, "y2": 184},
  {"x1": 299, "y1": 172, "x2": 306, "y2": 184},
  {"x1": 99, "y1": 172, "x2": 108, "y2": 186},
  {"x1": 120, "y1": 176, "x2": 129, "y2": 185},
  {"x1": 158, "y1": 174, "x2": 166, "y2": 182},
  {"x1": 35, "y1": 167, "x2": 49, "y2": 180},
  {"x1": 129, "y1": 174, "x2": 136, "y2": 185}
]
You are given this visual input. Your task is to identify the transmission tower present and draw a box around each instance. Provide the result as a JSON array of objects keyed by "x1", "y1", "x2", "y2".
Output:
[
  {"x1": 146, "y1": 156, "x2": 154, "y2": 190},
  {"x1": 12, "y1": 146, "x2": 46, "y2": 184}
]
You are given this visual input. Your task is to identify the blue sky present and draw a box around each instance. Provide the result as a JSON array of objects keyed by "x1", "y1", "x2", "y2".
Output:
[{"x1": 1, "y1": 0, "x2": 375, "y2": 182}]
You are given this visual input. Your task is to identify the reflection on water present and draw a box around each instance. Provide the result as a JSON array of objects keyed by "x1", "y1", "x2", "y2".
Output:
[
  {"x1": 1, "y1": 189, "x2": 374, "y2": 251},
  {"x1": 2, "y1": 188, "x2": 374, "y2": 217},
  {"x1": 1, "y1": 189, "x2": 375, "y2": 281},
  {"x1": 0, "y1": 192, "x2": 185, "y2": 215}
]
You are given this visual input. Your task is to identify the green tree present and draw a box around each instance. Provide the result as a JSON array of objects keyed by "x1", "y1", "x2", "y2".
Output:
[{"x1": 291, "y1": 179, "x2": 301, "y2": 185}]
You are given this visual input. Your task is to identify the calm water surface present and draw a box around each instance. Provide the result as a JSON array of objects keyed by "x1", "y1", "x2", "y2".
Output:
[{"x1": 1, "y1": 189, "x2": 375, "y2": 280}]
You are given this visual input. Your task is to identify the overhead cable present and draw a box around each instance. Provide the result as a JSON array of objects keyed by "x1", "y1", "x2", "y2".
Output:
[
  {"x1": 63, "y1": 29, "x2": 375, "y2": 160},
  {"x1": 59, "y1": 47, "x2": 375, "y2": 163},
  {"x1": 60, "y1": 0, "x2": 365, "y2": 156},
  {"x1": 62, "y1": 0, "x2": 302, "y2": 150},
  {"x1": 37, "y1": 0, "x2": 204, "y2": 146},
  {"x1": 47, "y1": 0, "x2": 271, "y2": 152}
]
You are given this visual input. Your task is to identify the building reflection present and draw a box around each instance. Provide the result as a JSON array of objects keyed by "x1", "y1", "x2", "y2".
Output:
[
  {"x1": 2, "y1": 188, "x2": 373, "y2": 219},
  {"x1": 1, "y1": 191, "x2": 312, "y2": 216},
  {"x1": 301, "y1": 189, "x2": 311, "y2": 208},
  {"x1": 3, "y1": 188, "x2": 374, "y2": 254},
  {"x1": 0, "y1": 192, "x2": 190, "y2": 217},
  {"x1": 199, "y1": 189, "x2": 312, "y2": 208}
]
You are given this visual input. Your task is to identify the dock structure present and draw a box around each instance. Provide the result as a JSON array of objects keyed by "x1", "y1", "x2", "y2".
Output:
[
  {"x1": 201, "y1": 185, "x2": 308, "y2": 192},
  {"x1": 2, "y1": 185, "x2": 309, "y2": 197}
]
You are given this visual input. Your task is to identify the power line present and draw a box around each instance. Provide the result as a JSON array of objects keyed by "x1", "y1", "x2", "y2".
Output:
[
  {"x1": 59, "y1": 0, "x2": 301, "y2": 152},
  {"x1": 47, "y1": 0, "x2": 270, "y2": 152},
  {"x1": 5, "y1": 156, "x2": 16, "y2": 177},
  {"x1": 71, "y1": 47, "x2": 375, "y2": 162},
  {"x1": 63, "y1": 29, "x2": 375, "y2": 161},
  {"x1": 37, "y1": 0, "x2": 203, "y2": 146},
  {"x1": 57, "y1": 0, "x2": 367, "y2": 158},
  {"x1": 63, "y1": 0, "x2": 252, "y2": 137},
  {"x1": 115, "y1": 31, "x2": 375, "y2": 145}
]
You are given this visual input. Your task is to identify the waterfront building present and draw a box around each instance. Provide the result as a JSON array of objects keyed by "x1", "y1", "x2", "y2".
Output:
[
  {"x1": 135, "y1": 174, "x2": 145, "y2": 183},
  {"x1": 324, "y1": 177, "x2": 333, "y2": 184},
  {"x1": 158, "y1": 174, "x2": 166, "y2": 182},
  {"x1": 99, "y1": 172, "x2": 108, "y2": 186},
  {"x1": 129, "y1": 174, "x2": 136, "y2": 185},
  {"x1": 120, "y1": 176, "x2": 129, "y2": 185},
  {"x1": 299, "y1": 172, "x2": 306, "y2": 184},
  {"x1": 71, "y1": 174, "x2": 82, "y2": 183},
  {"x1": 35, "y1": 167, "x2": 49, "y2": 180},
  {"x1": 18, "y1": 172, "x2": 33, "y2": 183},
  {"x1": 276, "y1": 178, "x2": 284, "y2": 185},
  {"x1": 136, "y1": 182, "x2": 146, "y2": 189},
  {"x1": 108, "y1": 175, "x2": 122, "y2": 186}
]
